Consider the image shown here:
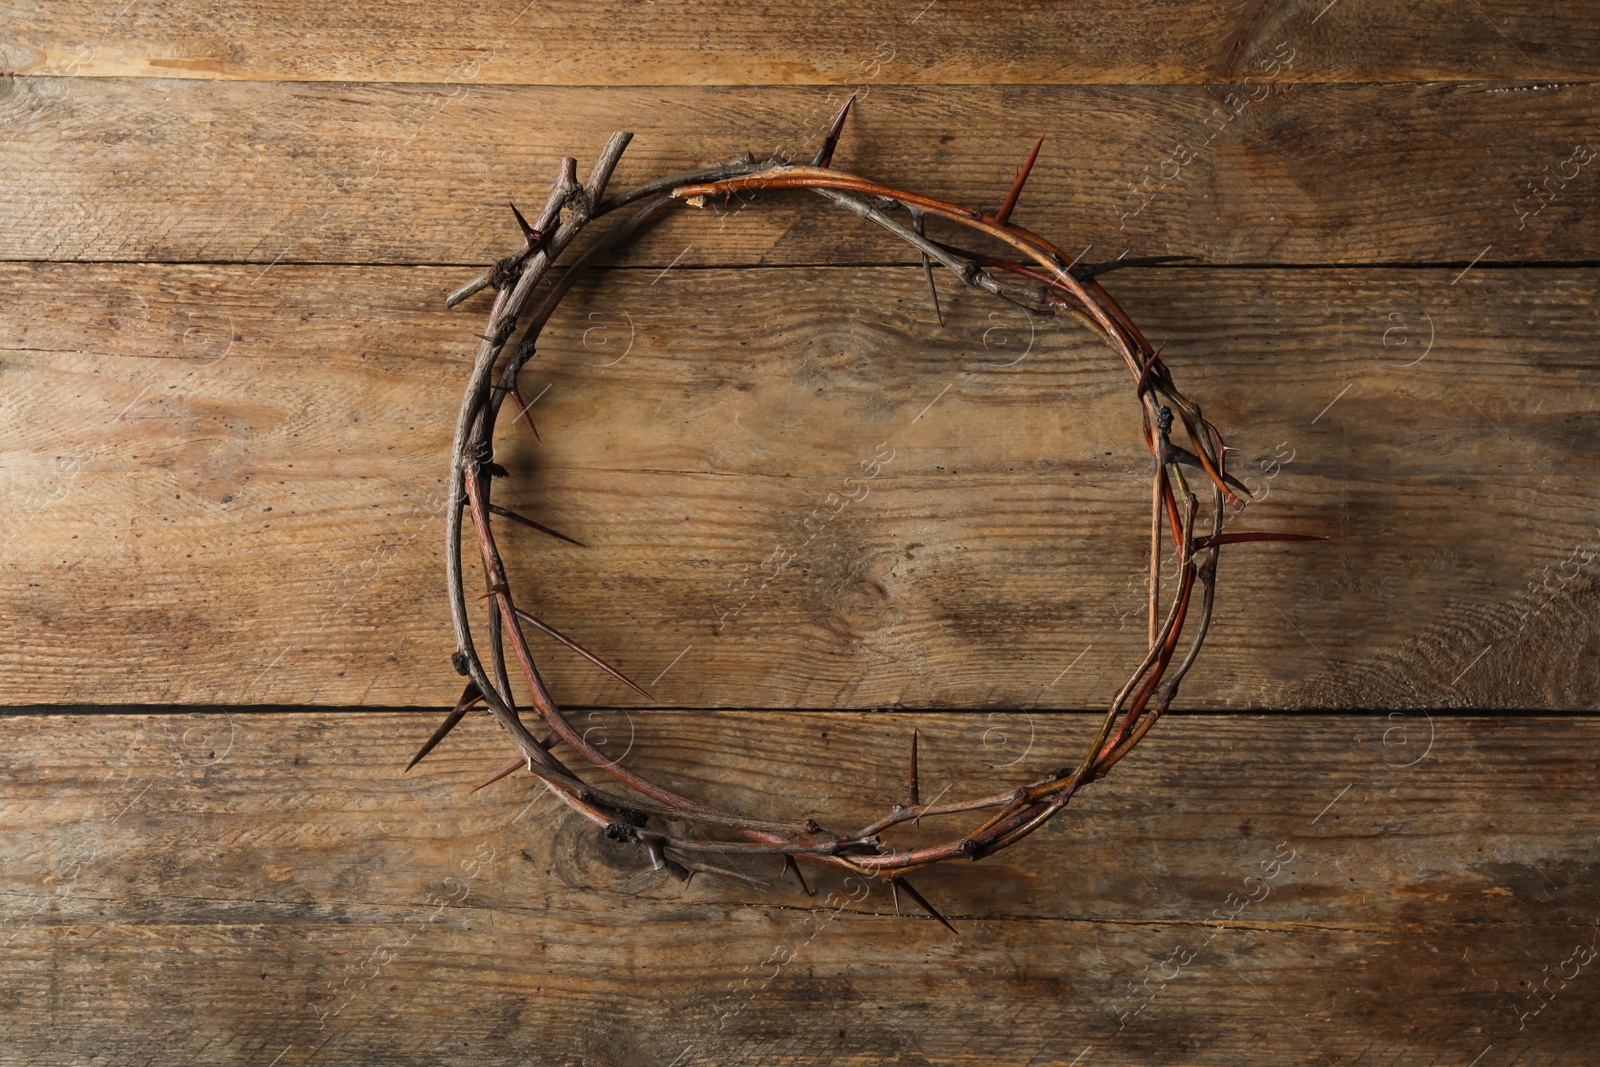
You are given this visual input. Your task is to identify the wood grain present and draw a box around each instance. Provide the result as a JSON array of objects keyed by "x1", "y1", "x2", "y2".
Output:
[
  {"x1": 1, "y1": 710, "x2": 1594, "y2": 1065},
  {"x1": 5, "y1": 1, "x2": 1599, "y2": 85},
  {"x1": 4, "y1": 79, "x2": 1598, "y2": 267},
  {"x1": 3, "y1": 262, "x2": 1596, "y2": 709},
  {"x1": 4, "y1": 2, "x2": 1595, "y2": 1062}
]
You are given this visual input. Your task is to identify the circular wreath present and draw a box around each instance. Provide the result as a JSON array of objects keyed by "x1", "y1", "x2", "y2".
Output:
[{"x1": 421, "y1": 102, "x2": 1312, "y2": 926}]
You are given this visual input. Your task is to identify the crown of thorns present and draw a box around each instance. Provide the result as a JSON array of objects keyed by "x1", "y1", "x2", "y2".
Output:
[{"x1": 419, "y1": 100, "x2": 1314, "y2": 928}]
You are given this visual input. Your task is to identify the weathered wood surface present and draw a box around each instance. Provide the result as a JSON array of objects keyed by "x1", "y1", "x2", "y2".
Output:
[
  {"x1": 3, "y1": 1, "x2": 1597, "y2": 1061},
  {"x1": 1, "y1": 711, "x2": 1593, "y2": 1065},
  {"x1": 3, "y1": 262, "x2": 1597, "y2": 709},
  {"x1": 5, "y1": 1, "x2": 1599, "y2": 85},
  {"x1": 3, "y1": 79, "x2": 1598, "y2": 266}
]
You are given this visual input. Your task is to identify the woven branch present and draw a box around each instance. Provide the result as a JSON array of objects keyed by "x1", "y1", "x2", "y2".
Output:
[{"x1": 421, "y1": 102, "x2": 1316, "y2": 927}]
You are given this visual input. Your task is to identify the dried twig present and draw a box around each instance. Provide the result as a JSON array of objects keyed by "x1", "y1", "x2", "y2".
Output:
[{"x1": 424, "y1": 104, "x2": 1317, "y2": 927}]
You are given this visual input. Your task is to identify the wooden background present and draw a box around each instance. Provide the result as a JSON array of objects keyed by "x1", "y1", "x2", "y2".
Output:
[{"x1": 3, "y1": 2, "x2": 1598, "y2": 1063}]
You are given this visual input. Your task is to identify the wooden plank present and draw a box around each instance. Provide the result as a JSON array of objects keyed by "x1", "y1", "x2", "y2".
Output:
[
  {"x1": 2, "y1": 262, "x2": 1596, "y2": 709},
  {"x1": 0, "y1": 710, "x2": 1594, "y2": 1064},
  {"x1": 3, "y1": 79, "x2": 1599, "y2": 266},
  {"x1": 5, "y1": 1, "x2": 1599, "y2": 85}
]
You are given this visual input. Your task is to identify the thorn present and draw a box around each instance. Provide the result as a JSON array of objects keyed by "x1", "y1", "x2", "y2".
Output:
[
  {"x1": 896, "y1": 876, "x2": 957, "y2": 934},
  {"x1": 405, "y1": 683, "x2": 483, "y2": 771},
  {"x1": 487, "y1": 504, "x2": 586, "y2": 548},
  {"x1": 1166, "y1": 444, "x2": 1252, "y2": 496},
  {"x1": 470, "y1": 755, "x2": 528, "y2": 793},
  {"x1": 1134, "y1": 343, "x2": 1164, "y2": 399},
  {"x1": 810, "y1": 93, "x2": 856, "y2": 169},
  {"x1": 890, "y1": 878, "x2": 902, "y2": 915},
  {"x1": 910, "y1": 208, "x2": 944, "y2": 326},
  {"x1": 507, "y1": 383, "x2": 542, "y2": 443},
  {"x1": 783, "y1": 854, "x2": 814, "y2": 897},
  {"x1": 653, "y1": 847, "x2": 695, "y2": 883},
  {"x1": 1074, "y1": 254, "x2": 1198, "y2": 280},
  {"x1": 512, "y1": 606, "x2": 656, "y2": 699},
  {"x1": 477, "y1": 581, "x2": 510, "y2": 601},
  {"x1": 993, "y1": 134, "x2": 1044, "y2": 227},
  {"x1": 670, "y1": 855, "x2": 769, "y2": 889},
  {"x1": 509, "y1": 201, "x2": 540, "y2": 244},
  {"x1": 908, "y1": 728, "x2": 921, "y2": 808},
  {"x1": 919, "y1": 253, "x2": 944, "y2": 325}
]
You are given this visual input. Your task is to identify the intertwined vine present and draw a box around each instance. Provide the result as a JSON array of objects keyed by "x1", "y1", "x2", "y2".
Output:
[{"x1": 418, "y1": 101, "x2": 1314, "y2": 927}]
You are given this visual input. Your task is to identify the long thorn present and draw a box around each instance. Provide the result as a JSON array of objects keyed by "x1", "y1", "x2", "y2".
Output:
[
  {"x1": 1134, "y1": 343, "x2": 1164, "y2": 400},
  {"x1": 470, "y1": 755, "x2": 527, "y2": 793},
  {"x1": 1167, "y1": 444, "x2": 1252, "y2": 496},
  {"x1": 910, "y1": 208, "x2": 944, "y2": 326},
  {"x1": 890, "y1": 878, "x2": 902, "y2": 916},
  {"x1": 908, "y1": 728, "x2": 921, "y2": 807},
  {"x1": 994, "y1": 135, "x2": 1044, "y2": 227},
  {"x1": 810, "y1": 93, "x2": 856, "y2": 169},
  {"x1": 896, "y1": 876, "x2": 957, "y2": 934},
  {"x1": 507, "y1": 383, "x2": 542, "y2": 443},
  {"x1": 919, "y1": 252, "x2": 944, "y2": 325},
  {"x1": 405, "y1": 684, "x2": 483, "y2": 772},
  {"x1": 487, "y1": 504, "x2": 586, "y2": 548},
  {"x1": 512, "y1": 606, "x2": 656, "y2": 699},
  {"x1": 509, "y1": 201, "x2": 539, "y2": 243},
  {"x1": 1074, "y1": 254, "x2": 1198, "y2": 280},
  {"x1": 782, "y1": 854, "x2": 814, "y2": 897},
  {"x1": 670, "y1": 853, "x2": 770, "y2": 889}
]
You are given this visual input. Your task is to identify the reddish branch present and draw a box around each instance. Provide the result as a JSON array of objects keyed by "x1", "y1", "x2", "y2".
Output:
[{"x1": 424, "y1": 104, "x2": 1317, "y2": 928}]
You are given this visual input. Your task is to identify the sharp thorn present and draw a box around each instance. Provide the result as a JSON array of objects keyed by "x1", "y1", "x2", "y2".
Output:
[
  {"x1": 919, "y1": 253, "x2": 944, "y2": 326},
  {"x1": 487, "y1": 504, "x2": 586, "y2": 548},
  {"x1": 890, "y1": 878, "x2": 902, "y2": 916},
  {"x1": 509, "y1": 201, "x2": 539, "y2": 243},
  {"x1": 1166, "y1": 444, "x2": 1252, "y2": 496},
  {"x1": 672, "y1": 855, "x2": 769, "y2": 889},
  {"x1": 661, "y1": 856, "x2": 695, "y2": 881},
  {"x1": 512, "y1": 606, "x2": 656, "y2": 700},
  {"x1": 896, "y1": 876, "x2": 958, "y2": 934},
  {"x1": 1135, "y1": 344, "x2": 1163, "y2": 399},
  {"x1": 470, "y1": 755, "x2": 528, "y2": 793},
  {"x1": 908, "y1": 728, "x2": 921, "y2": 808},
  {"x1": 910, "y1": 209, "x2": 944, "y2": 327},
  {"x1": 994, "y1": 134, "x2": 1045, "y2": 227},
  {"x1": 508, "y1": 383, "x2": 542, "y2": 443},
  {"x1": 810, "y1": 92, "x2": 856, "y2": 169},
  {"x1": 405, "y1": 683, "x2": 483, "y2": 771},
  {"x1": 782, "y1": 854, "x2": 814, "y2": 897},
  {"x1": 1074, "y1": 254, "x2": 1199, "y2": 280}
]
